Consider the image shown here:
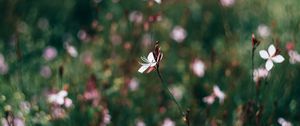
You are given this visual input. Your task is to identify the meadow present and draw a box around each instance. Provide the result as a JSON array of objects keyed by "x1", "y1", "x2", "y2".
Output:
[{"x1": 0, "y1": 0, "x2": 300, "y2": 125}]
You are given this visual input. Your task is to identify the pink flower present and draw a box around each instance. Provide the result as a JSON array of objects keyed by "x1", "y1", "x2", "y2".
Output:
[
  {"x1": 43, "y1": 46, "x2": 57, "y2": 61},
  {"x1": 128, "y1": 78, "x2": 139, "y2": 91},
  {"x1": 170, "y1": 26, "x2": 187, "y2": 43},
  {"x1": 162, "y1": 118, "x2": 175, "y2": 126},
  {"x1": 0, "y1": 53, "x2": 8, "y2": 75},
  {"x1": 288, "y1": 50, "x2": 300, "y2": 64},
  {"x1": 203, "y1": 85, "x2": 226, "y2": 104},
  {"x1": 2, "y1": 117, "x2": 25, "y2": 126},
  {"x1": 220, "y1": 0, "x2": 235, "y2": 7},
  {"x1": 253, "y1": 68, "x2": 268, "y2": 82},
  {"x1": 191, "y1": 59, "x2": 205, "y2": 77},
  {"x1": 203, "y1": 94, "x2": 215, "y2": 105}
]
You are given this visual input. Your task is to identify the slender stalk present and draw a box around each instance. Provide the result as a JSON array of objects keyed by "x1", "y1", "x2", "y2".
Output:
[{"x1": 156, "y1": 68, "x2": 190, "y2": 125}]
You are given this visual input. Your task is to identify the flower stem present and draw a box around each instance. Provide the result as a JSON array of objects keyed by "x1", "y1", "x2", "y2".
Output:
[{"x1": 156, "y1": 68, "x2": 190, "y2": 125}]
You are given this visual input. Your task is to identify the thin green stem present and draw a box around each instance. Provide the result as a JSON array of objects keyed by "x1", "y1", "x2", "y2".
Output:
[{"x1": 156, "y1": 68, "x2": 190, "y2": 125}]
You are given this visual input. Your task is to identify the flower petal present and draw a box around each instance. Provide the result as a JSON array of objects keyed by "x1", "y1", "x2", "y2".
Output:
[
  {"x1": 268, "y1": 44, "x2": 276, "y2": 56},
  {"x1": 272, "y1": 55, "x2": 284, "y2": 63},
  {"x1": 138, "y1": 65, "x2": 150, "y2": 73},
  {"x1": 266, "y1": 59, "x2": 274, "y2": 71},
  {"x1": 259, "y1": 50, "x2": 269, "y2": 59},
  {"x1": 147, "y1": 52, "x2": 156, "y2": 62}
]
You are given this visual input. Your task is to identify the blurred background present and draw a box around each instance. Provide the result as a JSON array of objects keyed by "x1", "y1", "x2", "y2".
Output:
[{"x1": 0, "y1": 0, "x2": 300, "y2": 125}]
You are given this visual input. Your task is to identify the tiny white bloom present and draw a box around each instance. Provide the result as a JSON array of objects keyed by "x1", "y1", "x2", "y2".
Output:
[
  {"x1": 288, "y1": 50, "x2": 300, "y2": 64},
  {"x1": 138, "y1": 52, "x2": 157, "y2": 73},
  {"x1": 213, "y1": 85, "x2": 226, "y2": 103},
  {"x1": 278, "y1": 118, "x2": 292, "y2": 126},
  {"x1": 259, "y1": 44, "x2": 284, "y2": 71}
]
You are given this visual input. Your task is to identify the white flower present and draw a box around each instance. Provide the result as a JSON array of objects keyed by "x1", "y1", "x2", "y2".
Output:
[
  {"x1": 138, "y1": 52, "x2": 157, "y2": 73},
  {"x1": 65, "y1": 43, "x2": 78, "y2": 58},
  {"x1": 213, "y1": 85, "x2": 226, "y2": 103},
  {"x1": 278, "y1": 118, "x2": 292, "y2": 126},
  {"x1": 154, "y1": 0, "x2": 161, "y2": 4},
  {"x1": 170, "y1": 26, "x2": 187, "y2": 43},
  {"x1": 48, "y1": 90, "x2": 68, "y2": 105},
  {"x1": 191, "y1": 59, "x2": 205, "y2": 77},
  {"x1": 288, "y1": 50, "x2": 300, "y2": 64},
  {"x1": 162, "y1": 118, "x2": 175, "y2": 126},
  {"x1": 257, "y1": 24, "x2": 271, "y2": 38},
  {"x1": 253, "y1": 68, "x2": 268, "y2": 82},
  {"x1": 259, "y1": 44, "x2": 284, "y2": 71}
]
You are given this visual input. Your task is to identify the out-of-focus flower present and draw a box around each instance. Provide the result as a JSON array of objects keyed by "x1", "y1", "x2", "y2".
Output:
[
  {"x1": 170, "y1": 26, "x2": 187, "y2": 43},
  {"x1": 51, "y1": 106, "x2": 66, "y2": 119},
  {"x1": 40, "y1": 66, "x2": 52, "y2": 78},
  {"x1": 43, "y1": 46, "x2": 57, "y2": 61},
  {"x1": 83, "y1": 75, "x2": 101, "y2": 107},
  {"x1": 37, "y1": 18, "x2": 49, "y2": 30},
  {"x1": 162, "y1": 118, "x2": 175, "y2": 126},
  {"x1": 203, "y1": 85, "x2": 226, "y2": 104},
  {"x1": 253, "y1": 68, "x2": 268, "y2": 82},
  {"x1": 154, "y1": 0, "x2": 161, "y2": 4},
  {"x1": 170, "y1": 86, "x2": 183, "y2": 101},
  {"x1": 81, "y1": 51, "x2": 93, "y2": 66},
  {"x1": 286, "y1": 42, "x2": 295, "y2": 51},
  {"x1": 220, "y1": 0, "x2": 235, "y2": 7},
  {"x1": 128, "y1": 78, "x2": 139, "y2": 91},
  {"x1": 288, "y1": 50, "x2": 300, "y2": 64},
  {"x1": 142, "y1": 34, "x2": 152, "y2": 48},
  {"x1": 19, "y1": 101, "x2": 31, "y2": 114},
  {"x1": 257, "y1": 24, "x2": 271, "y2": 38},
  {"x1": 65, "y1": 43, "x2": 78, "y2": 58},
  {"x1": 129, "y1": 11, "x2": 143, "y2": 24},
  {"x1": 278, "y1": 118, "x2": 292, "y2": 126},
  {"x1": 190, "y1": 59, "x2": 205, "y2": 77},
  {"x1": 100, "y1": 108, "x2": 111, "y2": 126},
  {"x1": 110, "y1": 34, "x2": 122, "y2": 45},
  {"x1": 77, "y1": 29, "x2": 90, "y2": 42},
  {"x1": 136, "y1": 119, "x2": 146, "y2": 126},
  {"x1": 48, "y1": 90, "x2": 72, "y2": 107},
  {"x1": 203, "y1": 94, "x2": 215, "y2": 105},
  {"x1": 0, "y1": 53, "x2": 8, "y2": 75},
  {"x1": 259, "y1": 44, "x2": 284, "y2": 71},
  {"x1": 213, "y1": 85, "x2": 226, "y2": 103},
  {"x1": 2, "y1": 117, "x2": 25, "y2": 126}
]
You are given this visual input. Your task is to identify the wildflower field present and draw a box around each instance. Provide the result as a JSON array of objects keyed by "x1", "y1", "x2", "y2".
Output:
[{"x1": 1, "y1": 0, "x2": 300, "y2": 125}]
